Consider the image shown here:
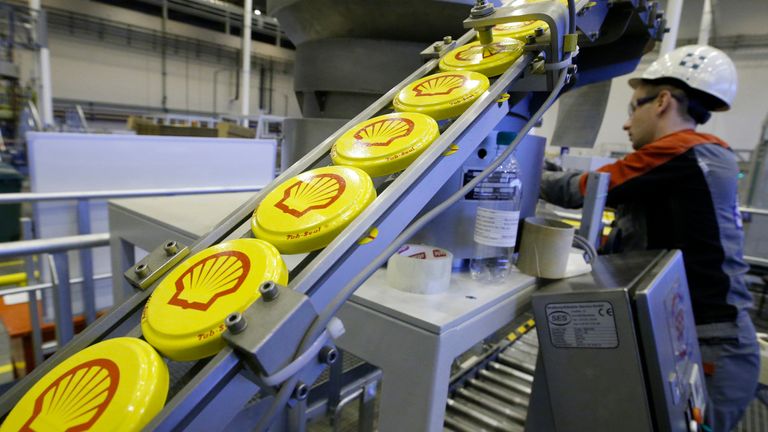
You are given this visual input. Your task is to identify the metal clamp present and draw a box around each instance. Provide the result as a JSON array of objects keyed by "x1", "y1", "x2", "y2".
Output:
[{"x1": 123, "y1": 240, "x2": 189, "y2": 290}]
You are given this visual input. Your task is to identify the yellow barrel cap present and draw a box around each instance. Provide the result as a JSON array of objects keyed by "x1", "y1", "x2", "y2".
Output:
[
  {"x1": 393, "y1": 71, "x2": 490, "y2": 121},
  {"x1": 331, "y1": 112, "x2": 440, "y2": 177},
  {"x1": 492, "y1": 20, "x2": 547, "y2": 41},
  {"x1": 439, "y1": 38, "x2": 525, "y2": 77},
  {"x1": 252, "y1": 166, "x2": 376, "y2": 254},
  {"x1": 1, "y1": 338, "x2": 168, "y2": 432},
  {"x1": 142, "y1": 238, "x2": 288, "y2": 361}
]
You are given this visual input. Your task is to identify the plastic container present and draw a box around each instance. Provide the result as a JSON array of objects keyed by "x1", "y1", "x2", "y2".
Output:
[{"x1": 469, "y1": 132, "x2": 523, "y2": 282}]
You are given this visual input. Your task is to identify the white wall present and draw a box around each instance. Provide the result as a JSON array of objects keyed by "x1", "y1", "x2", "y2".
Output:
[
  {"x1": 13, "y1": 0, "x2": 302, "y2": 119},
  {"x1": 537, "y1": 46, "x2": 768, "y2": 157},
  {"x1": 39, "y1": 34, "x2": 300, "y2": 117}
]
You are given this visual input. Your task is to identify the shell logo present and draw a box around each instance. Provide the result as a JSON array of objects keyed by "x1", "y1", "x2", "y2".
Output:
[
  {"x1": 274, "y1": 173, "x2": 347, "y2": 218},
  {"x1": 454, "y1": 43, "x2": 502, "y2": 62},
  {"x1": 412, "y1": 74, "x2": 467, "y2": 97},
  {"x1": 167, "y1": 251, "x2": 250, "y2": 311},
  {"x1": 353, "y1": 118, "x2": 415, "y2": 147},
  {"x1": 21, "y1": 359, "x2": 120, "y2": 432}
]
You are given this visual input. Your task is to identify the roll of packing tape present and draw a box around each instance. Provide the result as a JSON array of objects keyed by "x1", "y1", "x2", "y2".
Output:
[
  {"x1": 386, "y1": 244, "x2": 453, "y2": 295},
  {"x1": 757, "y1": 332, "x2": 768, "y2": 385}
]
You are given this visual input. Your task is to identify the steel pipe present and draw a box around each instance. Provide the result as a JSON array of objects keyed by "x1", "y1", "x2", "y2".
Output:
[
  {"x1": 0, "y1": 185, "x2": 263, "y2": 204},
  {"x1": 0, "y1": 234, "x2": 110, "y2": 259},
  {"x1": 456, "y1": 388, "x2": 527, "y2": 423},
  {"x1": 478, "y1": 370, "x2": 532, "y2": 395},
  {"x1": 468, "y1": 379, "x2": 530, "y2": 408},
  {"x1": 741, "y1": 207, "x2": 768, "y2": 217}
]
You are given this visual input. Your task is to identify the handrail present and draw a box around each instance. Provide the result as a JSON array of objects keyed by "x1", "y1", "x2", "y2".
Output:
[
  {"x1": 745, "y1": 256, "x2": 768, "y2": 267},
  {"x1": 0, "y1": 234, "x2": 110, "y2": 259},
  {"x1": 740, "y1": 207, "x2": 768, "y2": 217},
  {"x1": 0, "y1": 273, "x2": 112, "y2": 297},
  {"x1": 0, "y1": 185, "x2": 263, "y2": 204}
]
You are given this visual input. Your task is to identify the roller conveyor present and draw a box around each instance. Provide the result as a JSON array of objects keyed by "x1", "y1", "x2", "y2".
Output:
[{"x1": 445, "y1": 322, "x2": 538, "y2": 430}]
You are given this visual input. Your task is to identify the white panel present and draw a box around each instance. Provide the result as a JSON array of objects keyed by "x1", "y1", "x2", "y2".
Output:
[{"x1": 27, "y1": 132, "x2": 276, "y2": 314}]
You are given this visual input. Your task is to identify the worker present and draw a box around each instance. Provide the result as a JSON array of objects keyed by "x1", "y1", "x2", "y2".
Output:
[{"x1": 540, "y1": 45, "x2": 760, "y2": 431}]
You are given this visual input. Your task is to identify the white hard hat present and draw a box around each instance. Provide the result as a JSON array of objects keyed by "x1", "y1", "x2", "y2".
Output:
[{"x1": 629, "y1": 45, "x2": 737, "y2": 111}]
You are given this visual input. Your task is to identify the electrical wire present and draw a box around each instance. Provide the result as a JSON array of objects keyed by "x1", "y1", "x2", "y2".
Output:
[
  {"x1": 300, "y1": 58, "x2": 572, "y2": 363},
  {"x1": 256, "y1": 3, "x2": 578, "y2": 426}
]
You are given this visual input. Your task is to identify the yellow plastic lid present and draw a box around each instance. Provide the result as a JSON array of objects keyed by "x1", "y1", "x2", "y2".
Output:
[
  {"x1": 331, "y1": 113, "x2": 440, "y2": 177},
  {"x1": 439, "y1": 38, "x2": 525, "y2": 77},
  {"x1": 1, "y1": 338, "x2": 168, "y2": 432},
  {"x1": 492, "y1": 20, "x2": 547, "y2": 41},
  {"x1": 141, "y1": 238, "x2": 288, "y2": 361},
  {"x1": 393, "y1": 71, "x2": 490, "y2": 121},
  {"x1": 252, "y1": 166, "x2": 376, "y2": 254}
]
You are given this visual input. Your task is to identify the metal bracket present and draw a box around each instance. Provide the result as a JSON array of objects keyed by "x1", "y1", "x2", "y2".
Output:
[
  {"x1": 223, "y1": 282, "x2": 320, "y2": 381},
  {"x1": 420, "y1": 36, "x2": 458, "y2": 60},
  {"x1": 123, "y1": 240, "x2": 189, "y2": 290}
]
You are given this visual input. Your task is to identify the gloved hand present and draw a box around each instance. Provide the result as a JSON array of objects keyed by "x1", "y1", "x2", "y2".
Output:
[{"x1": 543, "y1": 158, "x2": 563, "y2": 172}]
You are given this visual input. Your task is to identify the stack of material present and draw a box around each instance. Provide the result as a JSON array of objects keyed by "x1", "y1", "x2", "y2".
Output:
[{"x1": 127, "y1": 116, "x2": 255, "y2": 138}]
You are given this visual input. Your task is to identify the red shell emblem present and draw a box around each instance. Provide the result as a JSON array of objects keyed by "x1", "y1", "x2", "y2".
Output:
[
  {"x1": 353, "y1": 118, "x2": 415, "y2": 147},
  {"x1": 168, "y1": 250, "x2": 250, "y2": 311},
  {"x1": 274, "y1": 173, "x2": 347, "y2": 218},
  {"x1": 21, "y1": 359, "x2": 120, "y2": 432},
  {"x1": 412, "y1": 74, "x2": 468, "y2": 97},
  {"x1": 454, "y1": 43, "x2": 503, "y2": 62}
]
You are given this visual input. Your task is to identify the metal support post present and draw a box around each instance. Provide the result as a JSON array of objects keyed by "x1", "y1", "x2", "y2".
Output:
[
  {"x1": 659, "y1": 0, "x2": 684, "y2": 54},
  {"x1": 21, "y1": 217, "x2": 43, "y2": 366},
  {"x1": 287, "y1": 398, "x2": 308, "y2": 432},
  {"x1": 358, "y1": 381, "x2": 377, "y2": 432},
  {"x1": 76, "y1": 199, "x2": 96, "y2": 324},
  {"x1": 240, "y1": 0, "x2": 253, "y2": 125},
  {"x1": 579, "y1": 172, "x2": 610, "y2": 248},
  {"x1": 326, "y1": 349, "x2": 343, "y2": 418},
  {"x1": 697, "y1": 0, "x2": 712, "y2": 45},
  {"x1": 48, "y1": 253, "x2": 74, "y2": 345}
]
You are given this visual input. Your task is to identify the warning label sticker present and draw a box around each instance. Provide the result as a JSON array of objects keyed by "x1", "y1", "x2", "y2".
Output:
[{"x1": 545, "y1": 302, "x2": 618, "y2": 349}]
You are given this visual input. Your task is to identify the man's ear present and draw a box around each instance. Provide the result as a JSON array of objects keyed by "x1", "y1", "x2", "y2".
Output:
[{"x1": 655, "y1": 90, "x2": 673, "y2": 116}]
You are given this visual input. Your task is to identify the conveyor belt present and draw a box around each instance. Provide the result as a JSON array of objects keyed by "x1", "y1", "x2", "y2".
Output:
[{"x1": 444, "y1": 324, "x2": 538, "y2": 432}]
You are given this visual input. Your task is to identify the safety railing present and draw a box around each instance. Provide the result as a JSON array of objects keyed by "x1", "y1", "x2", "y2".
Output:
[
  {"x1": 0, "y1": 234, "x2": 110, "y2": 366},
  {"x1": 740, "y1": 207, "x2": 768, "y2": 267},
  {"x1": 0, "y1": 185, "x2": 262, "y2": 368}
]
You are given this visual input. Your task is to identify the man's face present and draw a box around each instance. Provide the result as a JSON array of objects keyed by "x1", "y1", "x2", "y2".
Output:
[{"x1": 623, "y1": 87, "x2": 659, "y2": 150}]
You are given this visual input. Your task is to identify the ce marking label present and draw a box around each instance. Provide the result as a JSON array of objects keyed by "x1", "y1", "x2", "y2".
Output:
[{"x1": 598, "y1": 306, "x2": 614, "y2": 317}]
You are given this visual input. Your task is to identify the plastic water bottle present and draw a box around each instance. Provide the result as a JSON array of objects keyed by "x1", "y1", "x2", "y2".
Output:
[{"x1": 470, "y1": 134, "x2": 522, "y2": 282}]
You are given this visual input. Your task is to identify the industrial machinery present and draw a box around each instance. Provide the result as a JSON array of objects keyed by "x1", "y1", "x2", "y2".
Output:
[{"x1": 0, "y1": 1, "x2": 684, "y2": 431}]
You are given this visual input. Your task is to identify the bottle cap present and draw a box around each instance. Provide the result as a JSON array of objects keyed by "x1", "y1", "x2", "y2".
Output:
[
  {"x1": 331, "y1": 112, "x2": 440, "y2": 177},
  {"x1": 1, "y1": 338, "x2": 168, "y2": 432},
  {"x1": 491, "y1": 20, "x2": 547, "y2": 41},
  {"x1": 142, "y1": 238, "x2": 288, "y2": 361},
  {"x1": 252, "y1": 166, "x2": 377, "y2": 254},
  {"x1": 439, "y1": 38, "x2": 525, "y2": 78},
  {"x1": 393, "y1": 71, "x2": 490, "y2": 121}
]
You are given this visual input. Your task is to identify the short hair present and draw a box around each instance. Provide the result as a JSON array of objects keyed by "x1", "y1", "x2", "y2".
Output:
[{"x1": 635, "y1": 79, "x2": 711, "y2": 124}]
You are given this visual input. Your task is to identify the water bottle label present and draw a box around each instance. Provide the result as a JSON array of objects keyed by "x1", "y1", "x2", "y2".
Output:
[
  {"x1": 474, "y1": 208, "x2": 520, "y2": 247},
  {"x1": 464, "y1": 169, "x2": 520, "y2": 201}
]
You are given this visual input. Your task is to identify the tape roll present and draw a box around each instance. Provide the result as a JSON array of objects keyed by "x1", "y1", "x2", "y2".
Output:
[
  {"x1": 386, "y1": 244, "x2": 453, "y2": 295},
  {"x1": 757, "y1": 333, "x2": 768, "y2": 385}
]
